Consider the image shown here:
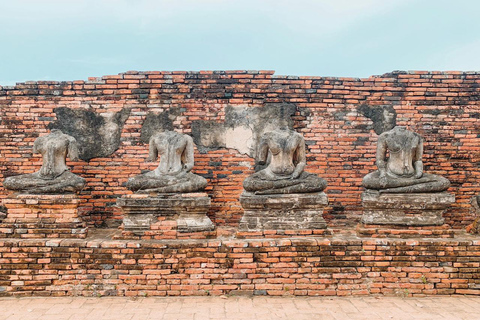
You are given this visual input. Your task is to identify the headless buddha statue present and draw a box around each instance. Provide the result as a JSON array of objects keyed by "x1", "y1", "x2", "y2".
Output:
[
  {"x1": 243, "y1": 128, "x2": 327, "y2": 195},
  {"x1": 126, "y1": 131, "x2": 207, "y2": 193},
  {"x1": 3, "y1": 129, "x2": 86, "y2": 194},
  {"x1": 362, "y1": 126, "x2": 450, "y2": 193}
]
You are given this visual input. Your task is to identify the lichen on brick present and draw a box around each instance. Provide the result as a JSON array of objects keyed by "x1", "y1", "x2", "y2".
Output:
[
  {"x1": 48, "y1": 107, "x2": 131, "y2": 161},
  {"x1": 140, "y1": 107, "x2": 184, "y2": 143},
  {"x1": 357, "y1": 104, "x2": 397, "y2": 135}
]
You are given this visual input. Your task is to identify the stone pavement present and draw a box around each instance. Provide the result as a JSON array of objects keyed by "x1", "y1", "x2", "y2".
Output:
[{"x1": 1, "y1": 296, "x2": 479, "y2": 320}]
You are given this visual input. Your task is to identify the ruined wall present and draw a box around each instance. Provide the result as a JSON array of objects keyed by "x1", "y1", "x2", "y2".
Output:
[
  {"x1": 0, "y1": 236, "x2": 479, "y2": 297},
  {"x1": 0, "y1": 70, "x2": 479, "y2": 228}
]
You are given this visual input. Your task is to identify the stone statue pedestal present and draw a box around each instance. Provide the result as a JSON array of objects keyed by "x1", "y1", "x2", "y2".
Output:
[
  {"x1": 238, "y1": 192, "x2": 329, "y2": 237},
  {"x1": 0, "y1": 194, "x2": 87, "y2": 239},
  {"x1": 358, "y1": 190, "x2": 455, "y2": 238},
  {"x1": 117, "y1": 193, "x2": 214, "y2": 239},
  {"x1": 466, "y1": 195, "x2": 480, "y2": 234}
]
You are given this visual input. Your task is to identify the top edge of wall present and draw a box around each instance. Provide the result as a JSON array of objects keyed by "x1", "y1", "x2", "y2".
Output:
[{"x1": 1, "y1": 69, "x2": 480, "y2": 89}]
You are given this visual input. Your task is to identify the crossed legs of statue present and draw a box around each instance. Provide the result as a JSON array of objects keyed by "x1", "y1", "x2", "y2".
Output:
[
  {"x1": 126, "y1": 172, "x2": 207, "y2": 193},
  {"x1": 243, "y1": 171, "x2": 327, "y2": 195},
  {"x1": 362, "y1": 171, "x2": 450, "y2": 193},
  {"x1": 3, "y1": 171, "x2": 85, "y2": 194}
]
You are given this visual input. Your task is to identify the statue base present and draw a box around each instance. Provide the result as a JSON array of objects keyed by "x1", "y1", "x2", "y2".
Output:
[
  {"x1": 0, "y1": 194, "x2": 87, "y2": 239},
  {"x1": 359, "y1": 190, "x2": 454, "y2": 238},
  {"x1": 466, "y1": 195, "x2": 480, "y2": 234},
  {"x1": 117, "y1": 193, "x2": 215, "y2": 239},
  {"x1": 238, "y1": 192, "x2": 329, "y2": 236}
]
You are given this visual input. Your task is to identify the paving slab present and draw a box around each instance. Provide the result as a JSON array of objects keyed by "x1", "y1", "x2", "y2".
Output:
[{"x1": 1, "y1": 296, "x2": 479, "y2": 320}]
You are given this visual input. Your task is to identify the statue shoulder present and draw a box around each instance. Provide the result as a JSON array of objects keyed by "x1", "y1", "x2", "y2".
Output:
[
  {"x1": 65, "y1": 133, "x2": 78, "y2": 144},
  {"x1": 377, "y1": 131, "x2": 389, "y2": 142},
  {"x1": 183, "y1": 134, "x2": 194, "y2": 144},
  {"x1": 34, "y1": 134, "x2": 47, "y2": 145},
  {"x1": 149, "y1": 131, "x2": 165, "y2": 142},
  {"x1": 293, "y1": 131, "x2": 304, "y2": 141},
  {"x1": 412, "y1": 131, "x2": 423, "y2": 139},
  {"x1": 33, "y1": 134, "x2": 46, "y2": 152}
]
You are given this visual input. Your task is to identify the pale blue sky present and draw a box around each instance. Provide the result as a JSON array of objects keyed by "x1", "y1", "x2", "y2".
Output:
[{"x1": 1, "y1": 0, "x2": 479, "y2": 85}]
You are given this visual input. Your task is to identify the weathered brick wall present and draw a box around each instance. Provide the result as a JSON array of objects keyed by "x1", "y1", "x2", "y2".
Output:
[
  {"x1": 1, "y1": 70, "x2": 479, "y2": 228},
  {"x1": 1, "y1": 194, "x2": 87, "y2": 239},
  {"x1": 0, "y1": 236, "x2": 479, "y2": 297}
]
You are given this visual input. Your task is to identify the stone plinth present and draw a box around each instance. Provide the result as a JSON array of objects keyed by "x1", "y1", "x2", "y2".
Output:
[
  {"x1": 0, "y1": 194, "x2": 87, "y2": 239},
  {"x1": 361, "y1": 191, "x2": 454, "y2": 226},
  {"x1": 117, "y1": 193, "x2": 214, "y2": 239},
  {"x1": 466, "y1": 195, "x2": 480, "y2": 234},
  {"x1": 238, "y1": 192, "x2": 329, "y2": 235},
  {"x1": 358, "y1": 190, "x2": 455, "y2": 238}
]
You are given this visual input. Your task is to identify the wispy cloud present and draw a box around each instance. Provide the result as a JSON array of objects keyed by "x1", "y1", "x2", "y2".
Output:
[
  {"x1": 65, "y1": 57, "x2": 128, "y2": 66},
  {"x1": 428, "y1": 40, "x2": 480, "y2": 71}
]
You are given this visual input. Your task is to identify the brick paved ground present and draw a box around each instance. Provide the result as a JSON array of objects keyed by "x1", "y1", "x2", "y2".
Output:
[{"x1": 0, "y1": 296, "x2": 478, "y2": 320}]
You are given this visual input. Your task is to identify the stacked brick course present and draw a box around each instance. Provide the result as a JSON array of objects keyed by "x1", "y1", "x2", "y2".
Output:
[
  {"x1": 118, "y1": 218, "x2": 216, "y2": 240},
  {"x1": 0, "y1": 234, "x2": 479, "y2": 297},
  {"x1": 1, "y1": 70, "x2": 479, "y2": 228},
  {"x1": 356, "y1": 224, "x2": 454, "y2": 238}
]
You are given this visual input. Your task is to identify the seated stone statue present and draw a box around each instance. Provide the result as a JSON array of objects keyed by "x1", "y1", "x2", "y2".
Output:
[
  {"x1": 3, "y1": 129, "x2": 86, "y2": 194},
  {"x1": 243, "y1": 128, "x2": 327, "y2": 195},
  {"x1": 126, "y1": 131, "x2": 207, "y2": 193},
  {"x1": 362, "y1": 126, "x2": 450, "y2": 193}
]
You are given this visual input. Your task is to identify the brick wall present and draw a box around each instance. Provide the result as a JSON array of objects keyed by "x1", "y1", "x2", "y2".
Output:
[
  {"x1": 1, "y1": 70, "x2": 479, "y2": 228},
  {"x1": 0, "y1": 235, "x2": 479, "y2": 297}
]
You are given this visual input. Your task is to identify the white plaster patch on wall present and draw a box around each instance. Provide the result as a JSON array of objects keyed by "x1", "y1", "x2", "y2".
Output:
[{"x1": 225, "y1": 125, "x2": 255, "y2": 156}]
